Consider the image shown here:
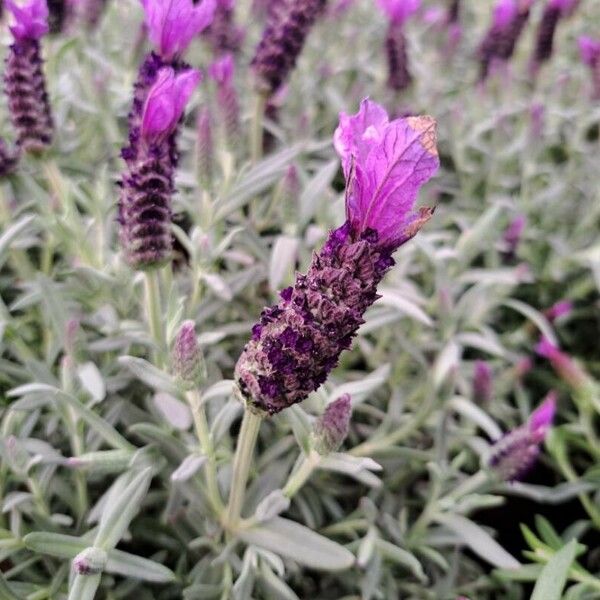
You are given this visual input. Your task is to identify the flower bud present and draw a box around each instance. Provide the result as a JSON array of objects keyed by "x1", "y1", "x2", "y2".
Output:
[
  {"x1": 171, "y1": 320, "x2": 205, "y2": 389},
  {"x1": 472, "y1": 360, "x2": 493, "y2": 405},
  {"x1": 73, "y1": 547, "x2": 108, "y2": 575},
  {"x1": 311, "y1": 394, "x2": 352, "y2": 455}
]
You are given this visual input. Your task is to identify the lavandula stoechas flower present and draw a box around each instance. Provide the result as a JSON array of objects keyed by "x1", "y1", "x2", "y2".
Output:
[
  {"x1": 377, "y1": 0, "x2": 420, "y2": 91},
  {"x1": 478, "y1": 0, "x2": 532, "y2": 81},
  {"x1": 489, "y1": 393, "x2": 556, "y2": 481},
  {"x1": 544, "y1": 300, "x2": 572, "y2": 323},
  {"x1": 312, "y1": 394, "x2": 352, "y2": 455},
  {"x1": 472, "y1": 360, "x2": 493, "y2": 405},
  {"x1": 5, "y1": 0, "x2": 53, "y2": 154},
  {"x1": 251, "y1": 0, "x2": 327, "y2": 96},
  {"x1": 235, "y1": 100, "x2": 439, "y2": 415},
  {"x1": 536, "y1": 337, "x2": 588, "y2": 390},
  {"x1": 579, "y1": 36, "x2": 600, "y2": 100},
  {"x1": 127, "y1": 0, "x2": 215, "y2": 156},
  {"x1": 530, "y1": 0, "x2": 577, "y2": 73},
  {"x1": 119, "y1": 68, "x2": 201, "y2": 269},
  {"x1": 208, "y1": 53, "x2": 240, "y2": 145},
  {"x1": 205, "y1": 0, "x2": 242, "y2": 55}
]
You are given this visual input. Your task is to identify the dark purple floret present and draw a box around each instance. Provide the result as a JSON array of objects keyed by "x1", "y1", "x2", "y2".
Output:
[
  {"x1": 531, "y1": 4, "x2": 561, "y2": 65},
  {"x1": 386, "y1": 22, "x2": 412, "y2": 91},
  {"x1": 251, "y1": 0, "x2": 327, "y2": 95},
  {"x1": 0, "y1": 139, "x2": 20, "y2": 177},
  {"x1": 4, "y1": 38, "x2": 54, "y2": 153},
  {"x1": 235, "y1": 224, "x2": 394, "y2": 415}
]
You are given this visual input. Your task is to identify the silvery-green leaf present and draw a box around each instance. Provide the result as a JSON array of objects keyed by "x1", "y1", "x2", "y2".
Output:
[
  {"x1": 377, "y1": 288, "x2": 433, "y2": 326},
  {"x1": 94, "y1": 468, "x2": 153, "y2": 550},
  {"x1": 240, "y1": 517, "x2": 354, "y2": 571},
  {"x1": 299, "y1": 159, "x2": 338, "y2": 225},
  {"x1": 77, "y1": 362, "x2": 106, "y2": 403},
  {"x1": 67, "y1": 573, "x2": 101, "y2": 600},
  {"x1": 328, "y1": 364, "x2": 390, "y2": 406},
  {"x1": 171, "y1": 454, "x2": 207, "y2": 483},
  {"x1": 449, "y1": 396, "x2": 503, "y2": 441},
  {"x1": 455, "y1": 204, "x2": 503, "y2": 266},
  {"x1": 152, "y1": 392, "x2": 192, "y2": 431},
  {"x1": 118, "y1": 356, "x2": 177, "y2": 395},
  {"x1": 434, "y1": 514, "x2": 520, "y2": 569},
  {"x1": 254, "y1": 490, "x2": 290, "y2": 523},
  {"x1": 376, "y1": 540, "x2": 427, "y2": 582},
  {"x1": 531, "y1": 539, "x2": 577, "y2": 600},
  {"x1": 259, "y1": 562, "x2": 300, "y2": 600},
  {"x1": 433, "y1": 341, "x2": 461, "y2": 389},
  {"x1": 0, "y1": 215, "x2": 37, "y2": 271},
  {"x1": 202, "y1": 273, "x2": 233, "y2": 301},
  {"x1": 501, "y1": 300, "x2": 557, "y2": 345},
  {"x1": 357, "y1": 527, "x2": 378, "y2": 568},
  {"x1": 269, "y1": 235, "x2": 299, "y2": 292}
]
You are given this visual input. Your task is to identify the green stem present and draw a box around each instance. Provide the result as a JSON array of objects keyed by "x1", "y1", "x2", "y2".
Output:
[
  {"x1": 282, "y1": 450, "x2": 320, "y2": 499},
  {"x1": 250, "y1": 92, "x2": 267, "y2": 164},
  {"x1": 144, "y1": 270, "x2": 165, "y2": 363},
  {"x1": 224, "y1": 410, "x2": 263, "y2": 530},
  {"x1": 187, "y1": 389, "x2": 224, "y2": 514}
]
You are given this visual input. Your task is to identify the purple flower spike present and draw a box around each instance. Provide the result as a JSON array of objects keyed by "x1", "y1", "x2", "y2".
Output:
[
  {"x1": 6, "y1": 0, "x2": 49, "y2": 40},
  {"x1": 5, "y1": 0, "x2": 53, "y2": 153},
  {"x1": 140, "y1": 0, "x2": 216, "y2": 60},
  {"x1": 205, "y1": 0, "x2": 243, "y2": 54},
  {"x1": 251, "y1": 0, "x2": 326, "y2": 95},
  {"x1": 489, "y1": 392, "x2": 557, "y2": 481},
  {"x1": 235, "y1": 100, "x2": 438, "y2": 415},
  {"x1": 536, "y1": 336, "x2": 588, "y2": 390},
  {"x1": 312, "y1": 394, "x2": 352, "y2": 455},
  {"x1": 141, "y1": 67, "x2": 202, "y2": 144},
  {"x1": 334, "y1": 99, "x2": 439, "y2": 249},
  {"x1": 209, "y1": 53, "x2": 240, "y2": 143},
  {"x1": 119, "y1": 66, "x2": 200, "y2": 270},
  {"x1": 473, "y1": 360, "x2": 493, "y2": 405},
  {"x1": 502, "y1": 214, "x2": 526, "y2": 259}
]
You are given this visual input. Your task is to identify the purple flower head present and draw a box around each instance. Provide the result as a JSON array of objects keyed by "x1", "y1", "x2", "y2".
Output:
[
  {"x1": 488, "y1": 392, "x2": 556, "y2": 481},
  {"x1": 141, "y1": 67, "x2": 202, "y2": 144},
  {"x1": 549, "y1": 0, "x2": 577, "y2": 14},
  {"x1": 235, "y1": 101, "x2": 438, "y2": 415},
  {"x1": 171, "y1": 320, "x2": 205, "y2": 389},
  {"x1": 472, "y1": 360, "x2": 493, "y2": 405},
  {"x1": 208, "y1": 53, "x2": 234, "y2": 86},
  {"x1": 6, "y1": 0, "x2": 49, "y2": 40},
  {"x1": 312, "y1": 394, "x2": 353, "y2": 455},
  {"x1": 140, "y1": 0, "x2": 216, "y2": 60},
  {"x1": 579, "y1": 36, "x2": 600, "y2": 67},
  {"x1": 377, "y1": 0, "x2": 420, "y2": 25},
  {"x1": 334, "y1": 99, "x2": 439, "y2": 250},
  {"x1": 545, "y1": 300, "x2": 573, "y2": 323}
]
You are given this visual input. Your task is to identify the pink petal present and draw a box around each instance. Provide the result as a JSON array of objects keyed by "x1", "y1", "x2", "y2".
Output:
[
  {"x1": 6, "y1": 0, "x2": 49, "y2": 40},
  {"x1": 335, "y1": 99, "x2": 439, "y2": 247},
  {"x1": 492, "y1": 0, "x2": 518, "y2": 30},
  {"x1": 141, "y1": 67, "x2": 202, "y2": 142},
  {"x1": 140, "y1": 0, "x2": 216, "y2": 60},
  {"x1": 528, "y1": 392, "x2": 557, "y2": 440},
  {"x1": 376, "y1": 0, "x2": 420, "y2": 25}
]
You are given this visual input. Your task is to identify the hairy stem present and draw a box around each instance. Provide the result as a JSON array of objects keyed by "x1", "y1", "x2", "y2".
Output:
[
  {"x1": 250, "y1": 92, "x2": 267, "y2": 164},
  {"x1": 224, "y1": 409, "x2": 263, "y2": 530},
  {"x1": 282, "y1": 450, "x2": 321, "y2": 499},
  {"x1": 144, "y1": 270, "x2": 165, "y2": 364}
]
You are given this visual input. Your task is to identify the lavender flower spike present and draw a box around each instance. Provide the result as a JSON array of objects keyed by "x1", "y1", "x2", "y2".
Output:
[
  {"x1": 312, "y1": 394, "x2": 352, "y2": 455},
  {"x1": 140, "y1": 0, "x2": 216, "y2": 61},
  {"x1": 205, "y1": 0, "x2": 243, "y2": 55},
  {"x1": 472, "y1": 360, "x2": 493, "y2": 405},
  {"x1": 209, "y1": 53, "x2": 240, "y2": 144},
  {"x1": 235, "y1": 100, "x2": 439, "y2": 415},
  {"x1": 5, "y1": 0, "x2": 54, "y2": 153},
  {"x1": 119, "y1": 67, "x2": 201, "y2": 270},
  {"x1": 489, "y1": 392, "x2": 557, "y2": 481},
  {"x1": 251, "y1": 0, "x2": 326, "y2": 95},
  {"x1": 377, "y1": 0, "x2": 420, "y2": 91}
]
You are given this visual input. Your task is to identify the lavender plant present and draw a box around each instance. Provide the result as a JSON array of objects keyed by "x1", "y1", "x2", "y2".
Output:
[{"x1": 0, "y1": 0, "x2": 599, "y2": 599}]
